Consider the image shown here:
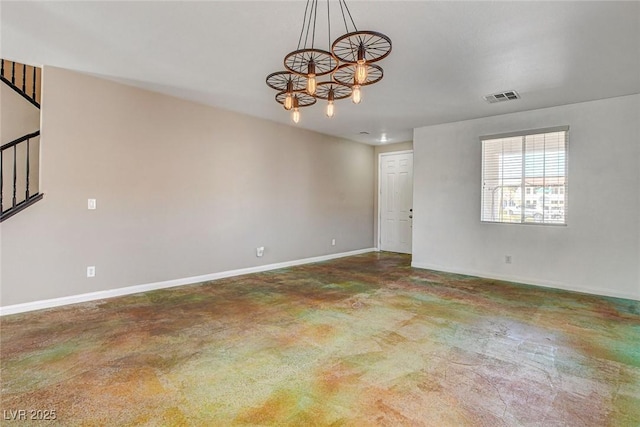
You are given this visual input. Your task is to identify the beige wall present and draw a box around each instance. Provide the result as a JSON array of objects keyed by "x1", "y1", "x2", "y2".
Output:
[
  {"x1": 373, "y1": 141, "x2": 413, "y2": 248},
  {"x1": 0, "y1": 66, "x2": 375, "y2": 306}
]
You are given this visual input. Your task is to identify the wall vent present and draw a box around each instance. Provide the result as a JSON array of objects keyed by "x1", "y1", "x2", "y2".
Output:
[{"x1": 484, "y1": 90, "x2": 520, "y2": 103}]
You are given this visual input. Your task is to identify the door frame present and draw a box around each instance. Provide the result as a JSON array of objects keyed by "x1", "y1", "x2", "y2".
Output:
[{"x1": 377, "y1": 149, "x2": 414, "y2": 251}]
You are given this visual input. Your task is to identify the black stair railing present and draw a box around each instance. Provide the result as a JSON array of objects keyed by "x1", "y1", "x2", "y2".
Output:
[
  {"x1": 1, "y1": 59, "x2": 41, "y2": 109},
  {"x1": 0, "y1": 131, "x2": 43, "y2": 222}
]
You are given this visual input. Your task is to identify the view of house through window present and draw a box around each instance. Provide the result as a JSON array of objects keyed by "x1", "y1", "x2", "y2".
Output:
[{"x1": 481, "y1": 127, "x2": 568, "y2": 225}]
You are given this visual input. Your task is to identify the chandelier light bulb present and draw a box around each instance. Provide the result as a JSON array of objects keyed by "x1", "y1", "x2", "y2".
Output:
[
  {"x1": 307, "y1": 75, "x2": 317, "y2": 95},
  {"x1": 326, "y1": 89, "x2": 335, "y2": 118},
  {"x1": 284, "y1": 93, "x2": 293, "y2": 110},
  {"x1": 352, "y1": 85, "x2": 362, "y2": 104},
  {"x1": 326, "y1": 100, "x2": 335, "y2": 118},
  {"x1": 284, "y1": 80, "x2": 294, "y2": 110},
  {"x1": 307, "y1": 60, "x2": 317, "y2": 95},
  {"x1": 355, "y1": 45, "x2": 368, "y2": 84},
  {"x1": 291, "y1": 95, "x2": 301, "y2": 123},
  {"x1": 356, "y1": 60, "x2": 367, "y2": 84}
]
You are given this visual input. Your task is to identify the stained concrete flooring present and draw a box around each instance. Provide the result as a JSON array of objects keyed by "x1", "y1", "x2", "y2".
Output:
[{"x1": 1, "y1": 252, "x2": 639, "y2": 426}]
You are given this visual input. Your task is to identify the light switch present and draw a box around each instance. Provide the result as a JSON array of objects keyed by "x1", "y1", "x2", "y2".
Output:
[{"x1": 88, "y1": 199, "x2": 96, "y2": 210}]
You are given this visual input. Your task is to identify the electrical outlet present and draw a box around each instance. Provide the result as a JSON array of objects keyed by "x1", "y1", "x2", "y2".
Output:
[
  {"x1": 88, "y1": 199, "x2": 97, "y2": 210},
  {"x1": 256, "y1": 247, "x2": 265, "y2": 257},
  {"x1": 87, "y1": 266, "x2": 96, "y2": 277},
  {"x1": 505, "y1": 255, "x2": 512, "y2": 264},
  {"x1": 331, "y1": 238, "x2": 336, "y2": 246}
]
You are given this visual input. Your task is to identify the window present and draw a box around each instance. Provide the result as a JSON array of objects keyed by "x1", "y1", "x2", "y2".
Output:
[{"x1": 481, "y1": 127, "x2": 568, "y2": 225}]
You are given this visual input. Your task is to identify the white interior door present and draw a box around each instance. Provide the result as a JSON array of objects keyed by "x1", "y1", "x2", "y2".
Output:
[{"x1": 379, "y1": 151, "x2": 413, "y2": 254}]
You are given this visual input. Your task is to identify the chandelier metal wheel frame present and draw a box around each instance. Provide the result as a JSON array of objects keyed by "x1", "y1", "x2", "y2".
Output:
[
  {"x1": 265, "y1": 0, "x2": 392, "y2": 123},
  {"x1": 314, "y1": 81, "x2": 352, "y2": 100},
  {"x1": 266, "y1": 71, "x2": 307, "y2": 92},
  {"x1": 275, "y1": 91, "x2": 317, "y2": 124},
  {"x1": 331, "y1": 30, "x2": 392, "y2": 64},
  {"x1": 284, "y1": 49, "x2": 338, "y2": 78},
  {"x1": 332, "y1": 63, "x2": 384, "y2": 87},
  {"x1": 275, "y1": 91, "x2": 317, "y2": 107}
]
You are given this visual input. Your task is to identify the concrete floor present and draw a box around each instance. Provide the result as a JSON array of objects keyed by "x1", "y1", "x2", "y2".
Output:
[{"x1": 1, "y1": 252, "x2": 639, "y2": 426}]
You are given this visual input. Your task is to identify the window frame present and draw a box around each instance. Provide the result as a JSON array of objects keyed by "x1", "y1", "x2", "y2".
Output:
[{"x1": 480, "y1": 126, "x2": 569, "y2": 226}]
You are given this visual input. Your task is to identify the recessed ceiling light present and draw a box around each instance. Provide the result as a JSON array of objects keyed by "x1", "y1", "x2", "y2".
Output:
[{"x1": 380, "y1": 133, "x2": 388, "y2": 143}]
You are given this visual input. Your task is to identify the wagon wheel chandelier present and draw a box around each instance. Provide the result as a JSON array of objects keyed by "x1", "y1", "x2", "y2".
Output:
[{"x1": 265, "y1": 0, "x2": 391, "y2": 123}]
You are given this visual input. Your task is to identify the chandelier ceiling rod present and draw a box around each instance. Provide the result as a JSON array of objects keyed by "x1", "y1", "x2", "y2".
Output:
[{"x1": 338, "y1": 0, "x2": 358, "y2": 33}]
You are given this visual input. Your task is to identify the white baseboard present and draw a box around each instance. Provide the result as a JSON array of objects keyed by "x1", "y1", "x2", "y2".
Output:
[
  {"x1": 0, "y1": 248, "x2": 376, "y2": 316},
  {"x1": 411, "y1": 261, "x2": 639, "y2": 301}
]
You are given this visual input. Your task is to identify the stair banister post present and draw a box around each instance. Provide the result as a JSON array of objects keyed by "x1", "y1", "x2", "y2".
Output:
[
  {"x1": 12, "y1": 145, "x2": 17, "y2": 207},
  {"x1": 26, "y1": 137, "x2": 30, "y2": 200},
  {"x1": 22, "y1": 63, "x2": 26, "y2": 93},
  {"x1": 32, "y1": 67, "x2": 37, "y2": 101},
  {"x1": 0, "y1": 149, "x2": 3, "y2": 213}
]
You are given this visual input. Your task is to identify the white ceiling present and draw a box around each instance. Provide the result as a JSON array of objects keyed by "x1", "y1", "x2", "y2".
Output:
[{"x1": 2, "y1": 1, "x2": 639, "y2": 145}]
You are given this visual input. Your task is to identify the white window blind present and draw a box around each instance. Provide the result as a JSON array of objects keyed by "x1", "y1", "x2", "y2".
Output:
[{"x1": 481, "y1": 127, "x2": 568, "y2": 225}]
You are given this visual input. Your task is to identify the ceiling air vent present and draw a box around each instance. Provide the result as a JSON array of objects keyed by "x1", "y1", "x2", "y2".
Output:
[{"x1": 484, "y1": 90, "x2": 520, "y2": 104}]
